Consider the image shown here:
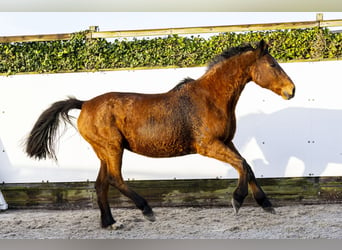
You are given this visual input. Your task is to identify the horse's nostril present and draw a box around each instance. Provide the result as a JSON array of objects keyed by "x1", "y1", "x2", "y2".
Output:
[{"x1": 282, "y1": 85, "x2": 295, "y2": 100}]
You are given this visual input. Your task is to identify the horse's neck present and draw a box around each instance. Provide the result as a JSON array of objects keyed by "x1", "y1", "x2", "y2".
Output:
[{"x1": 198, "y1": 54, "x2": 253, "y2": 109}]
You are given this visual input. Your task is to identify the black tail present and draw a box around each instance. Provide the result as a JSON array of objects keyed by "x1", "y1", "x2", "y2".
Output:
[{"x1": 25, "y1": 97, "x2": 84, "y2": 161}]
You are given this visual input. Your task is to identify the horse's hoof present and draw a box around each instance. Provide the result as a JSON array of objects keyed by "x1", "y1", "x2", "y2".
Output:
[
  {"x1": 231, "y1": 198, "x2": 241, "y2": 214},
  {"x1": 143, "y1": 212, "x2": 156, "y2": 222},
  {"x1": 108, "y1": 223, "x2": 124, "y2": 230},
  {"x1": 263, "y1": 206, "x2": 276, "y2": 214}
]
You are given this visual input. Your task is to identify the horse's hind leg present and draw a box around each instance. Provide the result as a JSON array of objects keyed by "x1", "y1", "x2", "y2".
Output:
[
  {"x1": 109, "y1": 171, "x2": 155, "y2": 222},
  {"x1": 104, "y1": 145, "x2": 155, "y2": 222},
  {"x1": 95, "y1": 160, "x2": 116, "y2": 228}
]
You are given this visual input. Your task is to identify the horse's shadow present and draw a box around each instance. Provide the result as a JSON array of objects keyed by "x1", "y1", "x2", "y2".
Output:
[{"x1": 234, "y1": 107, "x2": 342, "y2": 178}]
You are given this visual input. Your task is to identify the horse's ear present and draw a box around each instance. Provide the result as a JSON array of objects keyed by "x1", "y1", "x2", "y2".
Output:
[{"x1": 257, "y1": 39, "x2": 269, "y2": 56}]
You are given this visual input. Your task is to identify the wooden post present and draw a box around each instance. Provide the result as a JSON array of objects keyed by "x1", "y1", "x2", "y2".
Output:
[
  {"x1": 86, "y1": 26, "x2": 99, "y2": 39},
  {"x1": 316, "y1": 13, "x2": 323, "y2": 28},
  {"x1": 316, "y1": 13, "x2": 323, "y2": 22},
  {"x1": 89, "y1": 26, "x2": 99, "y2": 32}
]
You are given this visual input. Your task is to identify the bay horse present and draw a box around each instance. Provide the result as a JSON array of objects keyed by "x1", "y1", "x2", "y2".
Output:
[{"x1": 25, "y1": 40, "x2": 295, "y2": 228}]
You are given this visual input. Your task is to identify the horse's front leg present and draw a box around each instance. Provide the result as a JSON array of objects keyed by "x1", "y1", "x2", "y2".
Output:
[
  {"x1": 197, "y1": 140, "x2": 250, "y2": 213},
  {"x1": 226, "y1": 142, "x2": 275, "y2": 214}
]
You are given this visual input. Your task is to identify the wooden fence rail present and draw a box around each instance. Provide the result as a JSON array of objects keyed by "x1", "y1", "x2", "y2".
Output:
[
  {"x1": 1, "y1": 177, "x2": 341, "y2": 209},
  {"x1": 0, "y1": 13, "x2": 341, "y2": 43}
]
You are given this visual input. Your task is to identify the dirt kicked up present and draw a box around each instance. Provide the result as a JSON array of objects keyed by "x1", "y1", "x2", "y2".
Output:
[{"x1": 0, "y1": 204, "x2": 341, "y2": 239}]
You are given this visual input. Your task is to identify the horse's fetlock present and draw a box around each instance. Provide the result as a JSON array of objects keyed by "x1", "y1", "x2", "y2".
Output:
[
  {"x1": 142, "y1": 208, "x2": 156, "y2": 222},
  {"x1": 101, "y1": 216, "x2": 116, "y2": 228},
  {"x1": 233, "y1": 191, "x2": 246, "y2": 206}
]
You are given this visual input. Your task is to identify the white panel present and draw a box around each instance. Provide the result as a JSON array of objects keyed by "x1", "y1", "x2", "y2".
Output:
[
  {"x1": 1, "y1": 61, "x2": 342, "y2": 183},
  {"x1": 235, "y1": 61, "x2": 342, "y2": 178}
]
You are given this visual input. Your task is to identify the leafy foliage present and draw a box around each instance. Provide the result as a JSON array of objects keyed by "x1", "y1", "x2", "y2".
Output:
[{"x1": 0, "y1": 28, "x2": 341, "y2": 75}]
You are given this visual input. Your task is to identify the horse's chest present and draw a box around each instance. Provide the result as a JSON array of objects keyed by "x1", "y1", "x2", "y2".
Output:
[{"x1": 203, "y1": 112, "x2": 236, "y2": 141}]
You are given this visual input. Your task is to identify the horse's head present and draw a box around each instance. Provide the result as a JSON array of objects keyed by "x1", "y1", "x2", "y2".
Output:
[{"x1": 250, "y1": 40, "x2": 295, "y2": 100}]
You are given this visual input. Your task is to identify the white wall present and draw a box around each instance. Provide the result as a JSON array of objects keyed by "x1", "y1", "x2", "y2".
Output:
[{"x1": 1, "y1": 61, "x2": 342, "y2": 183}]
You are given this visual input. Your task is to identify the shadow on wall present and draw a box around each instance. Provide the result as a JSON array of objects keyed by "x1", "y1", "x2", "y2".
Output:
[{"x1": 234, "y1": 107, "x2": 342, "y2": 178}]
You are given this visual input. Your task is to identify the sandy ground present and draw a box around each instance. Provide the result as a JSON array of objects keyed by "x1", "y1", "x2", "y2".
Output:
[{"x1": 0, "y1": 204, "x2": 341, "y2": 239}]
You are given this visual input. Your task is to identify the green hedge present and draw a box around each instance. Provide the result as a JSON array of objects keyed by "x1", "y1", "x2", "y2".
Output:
[{"x1": 0, "y1": 28, "x2": 341, "y2": 75}]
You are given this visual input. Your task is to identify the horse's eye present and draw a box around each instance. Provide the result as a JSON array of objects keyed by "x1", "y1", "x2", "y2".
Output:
[{"x1": 270, "y1": 63, "x2": 276, "y2": 68}]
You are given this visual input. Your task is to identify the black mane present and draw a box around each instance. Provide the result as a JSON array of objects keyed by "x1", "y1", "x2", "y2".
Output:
[
  {"x1": 171, "y1": 44, "x2": 256, "y2": 91},
  {"x1": 207, "y1": 44, "x2": 255, "y2": 70},
  {"x1": 171, "y1": 77, "x2": 195, "y2": 91}
]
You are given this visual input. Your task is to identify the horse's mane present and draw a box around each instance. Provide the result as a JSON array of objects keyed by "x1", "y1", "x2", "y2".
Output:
[
  {"x1": 171, "y1": 43, "x2": 255, "y2": 91},
  {"x1": 171, "y1": 77, "x2": 195, "y2": 91},
  {"x1": 207, "y1": 43, "x2": 255, "y2": 70}
]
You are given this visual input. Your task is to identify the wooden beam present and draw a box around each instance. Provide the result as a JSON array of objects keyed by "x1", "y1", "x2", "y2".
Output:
[
  {"x1": 320, "y1": 19, "x2": 342, "y2": 28},
  {"x1": 1, "y1": 18, "x2": 342, "y2": 43},
  {"x1": 89, "y1": 20, "x2": 342, "y2": 39},
  {"x1": 1, "y1": 177, "x2": 341, "y2": 209},
  {"x1": 0, "y1": 33, "x2": 72, "y2": 43}
]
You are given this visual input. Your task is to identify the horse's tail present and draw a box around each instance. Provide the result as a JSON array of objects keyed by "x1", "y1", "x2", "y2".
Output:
[{"x1": 25, "y1": 97, "x2": 84, "y2": 161}]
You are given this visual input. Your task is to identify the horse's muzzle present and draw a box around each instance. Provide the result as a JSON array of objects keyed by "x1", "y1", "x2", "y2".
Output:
[{"x1": 282, "y1": 86, "x2": 295, "y2": 100}]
